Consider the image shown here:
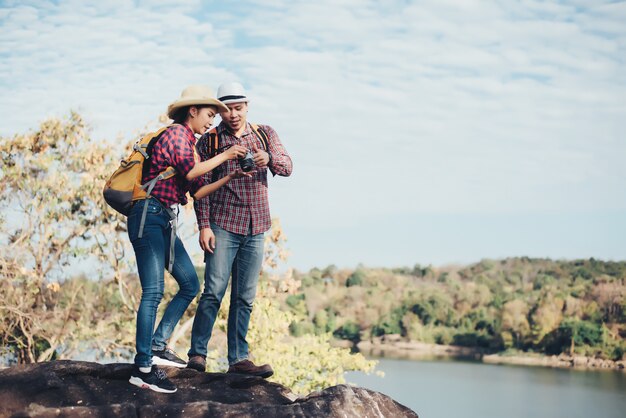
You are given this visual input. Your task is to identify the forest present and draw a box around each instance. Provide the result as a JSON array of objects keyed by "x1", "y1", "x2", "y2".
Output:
[{"x1": 285, "y1": 257, "x2": 625, "y2": 361}]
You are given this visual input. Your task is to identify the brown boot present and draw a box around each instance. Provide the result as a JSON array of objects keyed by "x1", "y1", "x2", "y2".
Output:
[
  {"x1": 227, "y1": 359, "x2": 273, "y2": 378},
  {"x1": 186, "y1": 355, "x2": 206, "y2": 372}
]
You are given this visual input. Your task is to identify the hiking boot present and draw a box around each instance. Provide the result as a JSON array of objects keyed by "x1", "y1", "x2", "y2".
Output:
[
  {"x1": 186, "y1": 355, "x2": 206, "y2": 372},
  {"x1": 227, "y1": 359, "x2": 274, "y2": 378},
  {"x1": 129, "y1": 365, "x2": 177, "y2": 393},
  {"x1": 152, "y1": 347, "x2": 187, "y2": 368}
]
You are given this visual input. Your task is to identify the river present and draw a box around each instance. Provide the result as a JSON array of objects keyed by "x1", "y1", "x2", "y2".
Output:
[{"x1": 345, "y1": 357, "x2": 626, "y2": 418}]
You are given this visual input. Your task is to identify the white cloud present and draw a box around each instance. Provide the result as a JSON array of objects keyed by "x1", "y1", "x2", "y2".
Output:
[{"x1": 1, "y1": 0, "x2": 624, "y2": 268}]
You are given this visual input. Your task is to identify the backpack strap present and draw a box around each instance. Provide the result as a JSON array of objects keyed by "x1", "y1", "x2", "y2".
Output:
[
  {"x1": 208, "y1": 127, "x2": 219, "y2": 158},
  {"x1": 250, "y1": 123, "x2": 269, "y2": 151},
  {"x1": 133, "y1": 142, "x2": 149, "y2": 159},
  {"x1": 138, "y1": 166, "x2": 177, "y2": 242},
  {"x1": 204, "y1": 127, "x2": 221, "y2": 183},
  {"x1": 251, "y1": 123, "x2": 276, "y2": 175},
  {"x1": 141, "y1": 125, "x2": 174, "y2": 182}
]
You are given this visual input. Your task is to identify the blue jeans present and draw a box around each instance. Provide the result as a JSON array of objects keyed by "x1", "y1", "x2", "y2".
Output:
[
  {"x1": 189, "y1": 223, "x2": 264, "y2": 365},
  {"x1": 128, "y1": 198, "x2": 200, "y2": 368}
]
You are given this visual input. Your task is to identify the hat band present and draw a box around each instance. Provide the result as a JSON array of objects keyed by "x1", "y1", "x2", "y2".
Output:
[{"x1": 219, "y1": 95, "x2": 247, "y2": 101}]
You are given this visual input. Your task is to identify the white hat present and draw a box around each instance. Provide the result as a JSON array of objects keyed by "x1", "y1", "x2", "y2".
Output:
[
  {"x1": 217, "y1": 82, "x2": 249, "y2": 105},
  {"x1": 167, "y1": 85, "x2": 229, "y2": 119}
]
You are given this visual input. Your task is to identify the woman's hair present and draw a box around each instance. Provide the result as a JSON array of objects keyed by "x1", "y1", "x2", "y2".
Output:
[{"x1": 171, "y1": 104, "x2": 217, "y2": 124}]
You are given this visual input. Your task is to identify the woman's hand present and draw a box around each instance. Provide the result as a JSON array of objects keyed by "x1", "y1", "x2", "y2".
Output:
[
  {"x1": 228, "y1": 169, "x2": 253, "y2": 180},
  {"x1": 224, "y1": 145, "x2": 248, "y2": 160}
]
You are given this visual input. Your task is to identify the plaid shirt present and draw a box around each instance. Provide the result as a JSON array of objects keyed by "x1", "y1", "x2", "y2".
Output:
[
  {"x1": 142, "y1": 124, "x2": 196, "y2": 207},
  {"x1": 193, "y1": 121, "x2": 292, "y2": 235}
]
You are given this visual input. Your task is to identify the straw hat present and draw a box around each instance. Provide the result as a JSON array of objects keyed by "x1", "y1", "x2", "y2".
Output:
[
  {"x1": 167, "y1": 85, "x2": 229, "y2": 118},
  {"x1": 217, "y1": 82, "x2": 249, "y2": 105}
]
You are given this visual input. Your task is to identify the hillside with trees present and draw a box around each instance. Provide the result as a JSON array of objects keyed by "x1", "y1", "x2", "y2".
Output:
[{"x1": 284, "y1": 258, "x2": 625, "y2": 362}]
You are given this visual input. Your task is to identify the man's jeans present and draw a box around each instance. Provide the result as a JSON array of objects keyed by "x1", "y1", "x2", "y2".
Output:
[
  {"x1": 128, "y1": 198, "x2": 200, "y2": 368},
  {"x1": 189, "y1": 223, "x2": 264, "y2": 365}
]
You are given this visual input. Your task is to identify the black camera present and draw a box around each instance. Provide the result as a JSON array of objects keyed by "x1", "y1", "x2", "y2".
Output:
[{"x1": 239, "y1": 151, "x2": 255, "y2": 172}]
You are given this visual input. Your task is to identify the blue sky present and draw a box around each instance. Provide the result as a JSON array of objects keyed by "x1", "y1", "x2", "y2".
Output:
[{"x1": 1, "y1": 0, "x2": 625, "y2": 271}]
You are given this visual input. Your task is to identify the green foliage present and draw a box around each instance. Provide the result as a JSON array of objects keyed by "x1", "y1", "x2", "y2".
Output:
[
  {"x1": 540, "y1": 319, "x2": 604, "y2": 355},
  {"x1": 452, "y1": 332, "x2": 493, "y2": 348},
  {"x1": 289, "y1": 320, "x2": 315, "y2": 337},
  {"x1": 533, "y1": 274, "x2": 556, "y2": 290},
  {"x1": 285, "y1": 293, "x2": 307, "y2": 316},
  {"x1": 207, "y1": 294, "x2": 376, "y2": 394},
  {"x1": 346, "y1": 270, "x2": 365, "y2": 287},
  {"x1": 313, "y1": 309, "x2": 336, "y2": 335},
  {"x1": 333, "y1": 321, "x2": 361, "y2": 342},
  {"x1": 293, "y1": 257, "x2": 625, "y2": 361},
  {"x1": 372, "y1": 307, "x2": 406, "y2": 336}
]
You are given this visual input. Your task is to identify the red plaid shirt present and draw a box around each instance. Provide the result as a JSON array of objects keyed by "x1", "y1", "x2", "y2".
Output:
[
  {"x1": 142, "y1": 124, "x2": 196, "y2": 207},
  {"x1": 193, "y1": 121, "x2": 292, "y2": 235}
]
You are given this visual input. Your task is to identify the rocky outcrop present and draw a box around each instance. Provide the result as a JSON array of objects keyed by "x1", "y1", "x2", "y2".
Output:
[
  {"x1": 0, "y1": 360, "x2": 418, "y2": 417},
  {"x1": 483, "y1": 353, "x2": 626, "y2": 370}
]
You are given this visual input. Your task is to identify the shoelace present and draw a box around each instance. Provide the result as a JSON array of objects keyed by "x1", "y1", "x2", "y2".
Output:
[{"x1": 154, "y1": 368, "x2": 168, "y2": 381}]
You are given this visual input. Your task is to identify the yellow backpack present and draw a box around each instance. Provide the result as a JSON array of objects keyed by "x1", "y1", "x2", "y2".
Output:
[
  {"x1": 103, "y1": 126, "x2": 177, "y2": 216},
  {"x1": 103, "y1": 124, "x2": 184, "y2": 272}
]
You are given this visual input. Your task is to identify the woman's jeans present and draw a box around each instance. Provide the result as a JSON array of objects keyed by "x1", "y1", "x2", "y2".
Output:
[
  {"x1": 128, "y1": 198, "x2": 200, "y2": 368},
  {"x1": 188, "y1": 223, "x2": 264, "y2": 365}
]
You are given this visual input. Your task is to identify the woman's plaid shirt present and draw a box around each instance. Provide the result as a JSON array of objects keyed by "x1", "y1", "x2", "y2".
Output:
[
  {"x1": 193, "y1": 122, "x2": 292, "y2": 236},
  {"x1": 142, "y1": 124, "x2": 196, "y2": 207}
]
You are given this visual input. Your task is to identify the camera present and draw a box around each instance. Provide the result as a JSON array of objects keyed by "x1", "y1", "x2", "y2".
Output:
[{"x1": 239, "y1": 151, "x2": 255, "y2": 172}]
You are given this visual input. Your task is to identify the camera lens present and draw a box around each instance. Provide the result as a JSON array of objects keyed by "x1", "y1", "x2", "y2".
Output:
[{"x1": 239, "y1": 151, "x2": 255, "y2": 172}]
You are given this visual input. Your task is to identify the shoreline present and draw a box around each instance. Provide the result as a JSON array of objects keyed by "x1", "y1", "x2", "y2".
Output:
[{"x1": 345, "y1": 337, "x2": 626, "y2": 372}]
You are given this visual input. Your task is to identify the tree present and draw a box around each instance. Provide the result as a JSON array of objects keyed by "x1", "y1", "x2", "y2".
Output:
[
  {"x1": 346, "y1": 269, "x2": 365, "y2": 287},
  {"x1": 540, "y1": 319, "x2": 604, "y2": 356},
  {"x1": 0, "y1": 113, "x2": 128, "y2": 362},
  {"x1": 500, "y1": 299, "x2": 530, "y2": 348},
  {"x1": 529, "y1": 298, "x2": 564, "y2": 346}
]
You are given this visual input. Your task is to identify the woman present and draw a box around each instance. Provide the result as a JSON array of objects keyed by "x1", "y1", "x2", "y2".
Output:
[{"x1": 127, "y1": 85, "x2": 248, "y2": 393}]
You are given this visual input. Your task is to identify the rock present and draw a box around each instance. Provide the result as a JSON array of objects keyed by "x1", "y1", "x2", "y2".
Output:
[
  {"x1": 329, "y1": 339, "x2": 354, "y2": 349},
  {"x1": 0, "y1": 360, "x2": 418, "y2": 417},
  {"x1": 381, "y1": 334, "x2": 402, "y2": 343}
]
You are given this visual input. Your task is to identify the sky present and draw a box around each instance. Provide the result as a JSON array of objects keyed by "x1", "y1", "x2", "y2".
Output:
[{"x1": 1, "y1": 0, "x2": 625, "y2": 271}]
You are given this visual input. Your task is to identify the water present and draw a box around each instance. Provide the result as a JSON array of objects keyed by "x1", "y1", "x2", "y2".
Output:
[{"x1": 345, "y1": 357, "x2": 626, "y2": 418}]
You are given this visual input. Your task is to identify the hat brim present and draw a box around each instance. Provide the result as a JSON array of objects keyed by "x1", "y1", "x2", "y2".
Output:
[
  {"x1": 220, "y1": 97, "x2": 249, "y2": 105},
  {"x1": 167, "y1": 98, "x2": 229, "y2": 119}
]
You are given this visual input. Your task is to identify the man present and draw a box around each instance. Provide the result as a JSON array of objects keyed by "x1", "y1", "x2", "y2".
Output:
[{"x1": 187, "y1": 82, "x2": 293, "y2": 377}]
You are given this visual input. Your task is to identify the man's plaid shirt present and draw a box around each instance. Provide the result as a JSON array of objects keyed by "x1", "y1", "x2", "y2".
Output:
[
  {"x1": 142, "y1": 124, "x2": 196, "y2": 207},
  {"x1": 193, "y1": 121, "x2": 292, "y2": 235}
]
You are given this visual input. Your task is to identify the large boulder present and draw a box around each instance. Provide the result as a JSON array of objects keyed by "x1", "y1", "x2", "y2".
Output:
[{"x1": 0, "y1": 360, "x2": 418, "y2": 417}]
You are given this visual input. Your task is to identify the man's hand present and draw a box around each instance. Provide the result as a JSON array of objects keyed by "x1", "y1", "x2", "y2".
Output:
[
  {"x1": 252, "y1": 146, "x2": 270, "y2": 168},
  {"x1": 199, "y1": 228, "x2": 216, "y2": 253}
]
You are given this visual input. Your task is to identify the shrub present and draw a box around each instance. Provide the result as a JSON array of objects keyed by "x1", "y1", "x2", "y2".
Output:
[
  {"x1": 333, "y1": 322, "x2": 361, "y2": 342},
  {"x1": 346, "y1": 270, "x2": 365, "y2": 287}
]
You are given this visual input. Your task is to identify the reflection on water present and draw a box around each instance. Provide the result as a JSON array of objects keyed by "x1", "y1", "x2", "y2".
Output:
[{"x1": 345, "y1": 357, "x2": 626, "y2": 418}]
